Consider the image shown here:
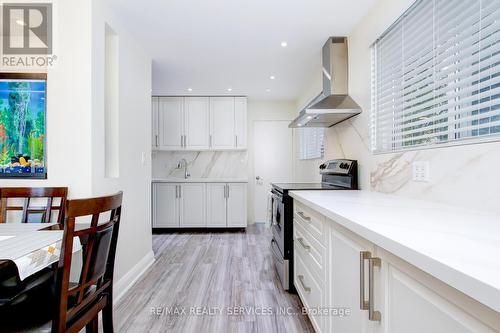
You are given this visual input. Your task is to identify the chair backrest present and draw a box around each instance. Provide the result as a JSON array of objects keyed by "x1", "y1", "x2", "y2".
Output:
[
  {"x1": 0, "y1": 187, "x2": 68, "y2": 224},
  {"x1": 52, "y1": 191, "x2": 123, "y2": 333}
]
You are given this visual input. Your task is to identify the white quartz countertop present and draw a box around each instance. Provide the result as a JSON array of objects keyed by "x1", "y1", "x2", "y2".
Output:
[
  {"x1": 289, "y1": 190, "x2": 500, "y2": 313},
  {"x1": 152, "y1": 178, "x2": 248, "y2": 183}
]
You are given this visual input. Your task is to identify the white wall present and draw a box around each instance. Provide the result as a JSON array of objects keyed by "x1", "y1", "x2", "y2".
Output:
[
  {"x1": 0, "y1": 0, "x2": 93, "y2": 198},
  {"x1": 91, "y1": 0, "x2": 153, "y2": 283},
  {"x1": 296, "y1": 0, "x2": 500, "y2": 214}
]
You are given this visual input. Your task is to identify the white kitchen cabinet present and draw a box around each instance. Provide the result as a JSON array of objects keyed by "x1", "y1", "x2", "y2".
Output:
[
  {"x1": 158, "y1": 97, "x2": 184, "y2": 150},
  {"x1": 152, "y1": 96, "x2": 246, "y2": 151},
  {"x1": 330, "y1": 226, "x2": 380, "y2": 333},
  {"x1": 185, "y1": 97, "x2": 210, "y2": 150},
  {"x1": 179, "y1": 183, "x2": 206, "y2": 227},
  {"x1": 210, "y1": 97, "x2": 235, "y2": 149},
  {"x1": 226, "y1": 183, "x2": 247, "y2": 227},
  {"x1": 152, "y1": 183, "x2": 179, "y2": 228},
  {"x1": 152, "y1": 97, "x2": 159, "y2": 148},
  {"x1": 234, "y1": 97, "x2": 247, "y2": 149},
  {"x1": 206, "y1": 183, "x2": 227, "y2": 227}
]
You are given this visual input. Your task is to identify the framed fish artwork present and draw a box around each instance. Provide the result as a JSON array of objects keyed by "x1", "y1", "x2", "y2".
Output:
[{"x1": 0, "y1": 73, "x2": 47, "y2": 179}]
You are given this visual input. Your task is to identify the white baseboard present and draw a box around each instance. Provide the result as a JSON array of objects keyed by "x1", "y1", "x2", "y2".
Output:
[{"x1": 113, "y1": 250, "x2": 155, "y2": 304}]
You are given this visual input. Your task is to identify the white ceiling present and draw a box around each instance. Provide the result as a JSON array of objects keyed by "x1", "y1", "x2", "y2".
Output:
[{"x1": 109, "y1": 0, "x2": 377, "y2": 101}]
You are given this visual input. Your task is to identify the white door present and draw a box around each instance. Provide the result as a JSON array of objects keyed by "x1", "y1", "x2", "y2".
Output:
[
  {"x1": 180, "y1": 183, "x2": 206, "y2": 227},
  {"x1": 227, "y1": 183, "x2": 247, "y2": 227},
  {"x1": 159, "y1": 97, "x2": 184, "y2": 150},
  {"x1": 152, "y1": 97, "x2": 159, "y2": 148},
  {"x1": 185, "y1": 97, "x2": 210, "y2": 150},
  {"x1": 330, "y1": 227, "x2": 377, "y2": 333},
  {"x1": 210, "y1": 97, "x2": 235, "y2": 149},
  {"x1": 206, "y1": 183, "x2": 227, "y2": 227},
  {"x1": 253, "y1": 120, "x2": 293, "y2": 222},
  {"x1": 153, "y1": 183, "x2": 179, "y2": 227},
  {"x1": 234, "y1": 97, "x2": 247, "y2": 149}
]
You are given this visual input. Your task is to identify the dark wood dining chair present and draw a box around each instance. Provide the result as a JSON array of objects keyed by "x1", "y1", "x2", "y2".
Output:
[
  {"x1": 0, "y1": 191, "x2": 123, "y2": 333},
  {"x1": 52, "y1": 191, "x2": 123, "y2": 333},
  {"x1": 0, "y1": 187, "x2": 68, "y2": 224}
]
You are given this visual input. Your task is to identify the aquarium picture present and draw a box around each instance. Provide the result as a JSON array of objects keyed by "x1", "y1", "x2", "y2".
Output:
[{"x1": 0, "y1": 73, "x2": 47, "y2": 179}]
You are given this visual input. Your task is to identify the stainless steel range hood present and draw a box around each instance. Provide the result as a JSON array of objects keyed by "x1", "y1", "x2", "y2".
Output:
[{"x1": 289, "y1": 37, "x2": 362, "y2": 128}]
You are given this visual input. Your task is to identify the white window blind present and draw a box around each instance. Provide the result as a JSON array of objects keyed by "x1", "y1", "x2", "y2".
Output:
[
  {"x1": 299, "y1": 128, "x2": 325, "y2": 160},
  {"x1": 371, "y1": 0, "x2": 500, "y2": 153}
]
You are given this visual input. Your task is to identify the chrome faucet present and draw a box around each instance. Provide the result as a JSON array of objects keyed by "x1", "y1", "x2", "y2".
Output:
[{"x1": 177, "y1": 158, "x2": 190, "y2": 179}]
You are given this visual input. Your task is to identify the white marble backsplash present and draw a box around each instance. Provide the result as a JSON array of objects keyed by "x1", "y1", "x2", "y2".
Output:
[
  {"x1": 152, "y1": 151, "x2": 248, "y2": 180},
  {"x1": 318, "y1": 110, "x2": 500, "y2": 215}
]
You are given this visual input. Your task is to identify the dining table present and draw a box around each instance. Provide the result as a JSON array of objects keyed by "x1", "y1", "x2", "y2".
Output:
[{"x1": 0, "y1": 223, "x2": 82, "y2": 281}]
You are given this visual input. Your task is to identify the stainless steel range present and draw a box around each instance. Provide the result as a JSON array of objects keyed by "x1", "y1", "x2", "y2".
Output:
[{"x1": 270, "y1": 159, "x2": 358, "y2": 292}]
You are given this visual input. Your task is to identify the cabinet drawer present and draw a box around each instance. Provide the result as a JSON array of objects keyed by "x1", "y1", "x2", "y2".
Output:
[
  {"x1": 294, "y1": 220, "x2": 326, "y2": 279},
  {"x1": 295, "y1": 249, "x2": 325, "y2": 333},
  {"x1": 294, "y1": 200, "x2": 326, "y2": 245}
]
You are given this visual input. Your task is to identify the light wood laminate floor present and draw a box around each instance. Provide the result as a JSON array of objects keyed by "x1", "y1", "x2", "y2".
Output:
[{"x1": 114, "y1": 224, "x2": 314, "y2": 333}]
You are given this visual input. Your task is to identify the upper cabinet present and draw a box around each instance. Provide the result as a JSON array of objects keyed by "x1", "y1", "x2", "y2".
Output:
[
  {"x1": 158, "y1": 97, "x2": 184, "y2": 150},
  {"x1": 210, "y1": 97, "x2": 235, "y2": 149},
  {"x1": 185, "y1": 97, "x2": 210, "y2": 150},
  {"x1": 234, "y1": 97, "x2": 247, "y2": 149},
  {"x1": 152, "y1": 96, "x2": 247, "y2": 151}
]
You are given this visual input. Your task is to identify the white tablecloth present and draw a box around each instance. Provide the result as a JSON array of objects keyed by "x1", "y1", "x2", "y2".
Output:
[{"x1": 0, "y1": 224, "x2": 82, "y2": 280}]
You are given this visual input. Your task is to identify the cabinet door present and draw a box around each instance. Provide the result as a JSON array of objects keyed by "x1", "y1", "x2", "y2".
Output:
[
  {"x1": 153, "y1": 183, "x2": 179, "y2": 228},
  {"x1": 206, "y1": 183, "x2": 227, "y2": 227},
  {"x1": 234, "y1": 97, "x2": 247, "y2": 149},
  {"x1": 226, "y1": 183, "x2": 247, "y2": 227},
  {"x1": 330, "y1": 227, "x2": 377, "y2": 333},
  {"x1": 210, "y1": 97, "x2": 235, "y2": 149},
  {"x1": 159, "y1": 97, "x2": 184, "y2": 150},
  {"x1": 185, "y1": 97, "x2": 210, "y2": 150},
  {"x1": 180, "y1": 183, "x2": 206, "y2": 227},
  {"x1": 152, "y1": 97, "x2": 159, "y2": 148},
  {"x1": 386, "y1": 265, "x2": 494, "y2": 333}
]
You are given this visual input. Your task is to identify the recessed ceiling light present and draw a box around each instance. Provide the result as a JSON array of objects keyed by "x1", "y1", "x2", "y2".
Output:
[
  {"x1": 266, "y1": 88, "x2": 271, "y2": 92},
  {"x1": 227, "y1": 88, "x2": 232, "y2": 92},
  {"x1": 187, "y1": 88, "x2": 193, "y2": 92},
  {"x1": 306, "y1": 115, "x2": 313, "y2": 120},
  {"x1": 281, "y1": 41, "x2": 288, "y2": 47},
  {"x1": 297, "y1": 123, "x2": 303, "y2": 127},
  {"x1": 16, "y1": 20, "x2": 26, "y2": 26},
  {"x1": 270, "y1": 75, "x2": 275, "y2": 80}
]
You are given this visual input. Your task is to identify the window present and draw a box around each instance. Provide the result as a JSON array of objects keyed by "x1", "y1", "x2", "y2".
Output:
[
  {"x1": 299, "y1": 127, "x2": 325, "y2": 160},
  {"x1": 371, "y1": 0, "x2": 500, "y2": 153}
]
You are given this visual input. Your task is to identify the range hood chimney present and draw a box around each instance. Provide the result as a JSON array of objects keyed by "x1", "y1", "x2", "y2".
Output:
[{"x1": 289, "y1": 37, "x2": 362, "y2": 128}]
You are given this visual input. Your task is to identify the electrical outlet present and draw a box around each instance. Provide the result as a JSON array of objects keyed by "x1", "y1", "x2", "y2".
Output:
[{"x1": 412, "y1": 161, "x2": 430, "y2": 182}]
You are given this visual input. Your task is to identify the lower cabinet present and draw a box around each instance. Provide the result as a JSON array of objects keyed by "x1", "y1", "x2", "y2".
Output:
[
  {"x1": 292, "y1": 198, "x2": 500, "y2": 333},
  {"x1": 153, "y1": 182, "x2": 247, "y2": 228},
  {"x1": 330, "y1": 226, "x2": 380, "y2": 333}
]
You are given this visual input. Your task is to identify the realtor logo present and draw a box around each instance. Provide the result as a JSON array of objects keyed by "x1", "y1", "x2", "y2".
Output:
[{"x1": 3, "y1": 3, "x2": 52, "y2": 54}]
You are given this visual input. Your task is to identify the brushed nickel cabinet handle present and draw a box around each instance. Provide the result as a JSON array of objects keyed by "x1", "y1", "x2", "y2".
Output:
[
  {"x1": 297, "y1": 275, "x2": 311, "y2": 293},
  {"x1": 297, "y1": 211, "x2": 311, "y2": 221},
  {"x1": 155, "y1": 135, "x2": 159, "y2": 147},
  {"x1": 360, "y1": 251, "x2": 371, "y2": 311},
  {"x1": 297, "y1": 237, "x2": 310, "y2": 251},
  {"x1": 368, "y1": 257, "x2": 382, "y2": 321},
  {"x1": 235, "y1": 135, "x2": 238, "y2": 147},
  {"x1": 179, "y1": 186, "x2": 182, "y2": 199},
  {"x1": 209, "y1": 134, "x2": 212, "y2": 148}
]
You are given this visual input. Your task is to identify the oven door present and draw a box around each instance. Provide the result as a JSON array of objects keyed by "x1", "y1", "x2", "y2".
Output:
[
  {"x1": 271, "y1": 238, "x2": 289, "y2": 290},
  {"x1": 271, "y1": 190, "x2": 285, "y2": 256}
]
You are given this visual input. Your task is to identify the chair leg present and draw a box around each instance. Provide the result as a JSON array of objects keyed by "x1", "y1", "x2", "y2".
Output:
[
  {"x1": 102, "y1": 298, "x2": 114, "y2": 333},
  {"x1": 86, "y1": 315, "x2": 98, "y2": 333}
]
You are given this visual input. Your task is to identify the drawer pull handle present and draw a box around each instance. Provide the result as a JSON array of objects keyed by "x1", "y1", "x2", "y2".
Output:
[
  {"x1": 297, "y1": 237, "x2": 310, "y2": 251},
  {"x1": 297, "y1": 211, "x2": 311, "y2": 221},
  {"x1": 359, "y1": 251, "x2": 371, "y2": 311},
  {"x1": 297, "y1": 275, "x2": 311, "y2": 293},
  {"x1": 368, "y1": 257, "x2": 382, "y2": 321}
]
